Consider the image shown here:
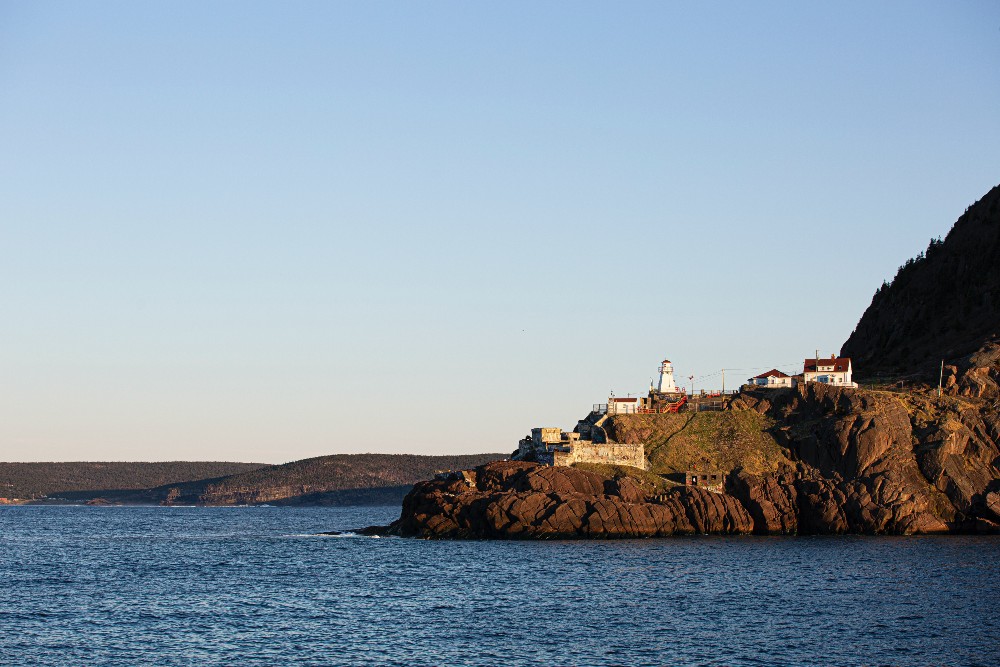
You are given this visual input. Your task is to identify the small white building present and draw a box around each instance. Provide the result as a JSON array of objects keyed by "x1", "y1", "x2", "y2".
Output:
[
  {"x1": 749, "y1": 369, "x2": 794, "y2": 388},
  {"x1": 608, "y1": 397, "x2": 640, "y2": 415},
  {"x1": 803, "y1": 355, "x2": 857, "y2": 388}
]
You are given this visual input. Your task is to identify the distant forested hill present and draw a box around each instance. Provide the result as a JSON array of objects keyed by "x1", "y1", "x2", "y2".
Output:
[
  {"x1": 191, "y1": 453, "x2": 506, "y2": 506},
  {"x1": 0, "y1": 453, "x2": 506, "y2": 505},
  {"x1": 0, "y1": 461, "x2": 267, "y2": 500}
]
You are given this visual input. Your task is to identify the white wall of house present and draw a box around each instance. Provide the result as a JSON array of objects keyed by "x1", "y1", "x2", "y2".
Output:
[
  {"x1": 803, "y1": 368, "x2": 856, "y2": 387},
  {"x1": 608, "y1": 398, "x2": 640, "y2": 414},
  {"x1": 754, "y1": 375, "x2": 794, "y2": 388}
]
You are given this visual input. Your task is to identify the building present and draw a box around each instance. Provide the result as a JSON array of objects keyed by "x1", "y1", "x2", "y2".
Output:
[
  {"x1": 514, "y1": 355, "x2": 689, "y2": 470},
  {"x1": 515, "y1": 415, "x2": 648, "y2": 470},
  {"x1": 655, "y1": 359, "x2": 678, "y2": 393},
  {"x1": 608, "y1": 396, "x2": 640, "y2": 415},
  {"x1": 749, "y1": 369, "x2": 794, "y2": 388},
  {"x1": 685, "y1": 471, "x2": 724, "y2": 493},
  {"x1": 803, "y1": 355, "x2": 857, "y2": 388}
]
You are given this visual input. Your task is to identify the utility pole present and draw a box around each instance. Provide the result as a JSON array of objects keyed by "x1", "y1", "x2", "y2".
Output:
[
  {"x1": 689, "y1": 375, "x2": 695, "y2": 397},
  {"x1": 722, "y1": 368, "x2": 725, "y2": 394},
  {"x1": 938, "y1": 359, "x2": 944, "y2": 397}
]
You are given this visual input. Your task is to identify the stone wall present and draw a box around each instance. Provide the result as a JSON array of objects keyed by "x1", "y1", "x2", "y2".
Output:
[{"x1": 553, "y1": 442, "x2": 647, "y2": 470}]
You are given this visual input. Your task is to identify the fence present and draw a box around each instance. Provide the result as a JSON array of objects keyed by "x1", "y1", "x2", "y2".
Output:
[{"x1": 594, "y1": 390, "x2": 740, "y2": 416}]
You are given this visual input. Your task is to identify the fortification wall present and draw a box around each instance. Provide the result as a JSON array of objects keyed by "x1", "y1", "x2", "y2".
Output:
[{"x1": 553, "y1": 442, "x2": 647, "y2": 470}]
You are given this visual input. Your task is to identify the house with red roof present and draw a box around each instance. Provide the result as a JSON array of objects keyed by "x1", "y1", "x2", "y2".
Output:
[
  {"x1": 749, "y1": 369, "x2": 794, "y2": 388},
  {"x1": 803, "y1": 355, "x2": 857, "y2": 388}
]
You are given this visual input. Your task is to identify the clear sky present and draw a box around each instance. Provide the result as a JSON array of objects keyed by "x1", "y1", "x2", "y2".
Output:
[{"x1": 2, "y1": 2, "x2": 999, "y2": 463}]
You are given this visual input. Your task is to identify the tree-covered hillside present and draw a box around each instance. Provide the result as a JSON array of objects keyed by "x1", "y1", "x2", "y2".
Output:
[
  {"x1": 0, "y1": 453, "x2": 507, "y2": 505},
  {"x1": 194, "y1": 453, "x2": 506, "y2": 505},
  {"x1": 841, "y1": 183, "x2": 1000, "y2": 377},
  {"x1": 0, "y1": 462, "x2": 267, "y2": 500}
]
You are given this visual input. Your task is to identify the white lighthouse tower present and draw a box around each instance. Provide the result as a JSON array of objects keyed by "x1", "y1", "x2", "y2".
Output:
[{"x1": 655, "y1": 359, "x2": 678, "y2": 393}]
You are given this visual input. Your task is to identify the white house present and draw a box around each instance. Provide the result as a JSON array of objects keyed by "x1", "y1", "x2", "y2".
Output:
[
  {"x1": 803, "y1": 355, "x2": 857, "y2": 388},
  {"x1": 749, "y1": 369, "x2": 794, "y2": 388}
]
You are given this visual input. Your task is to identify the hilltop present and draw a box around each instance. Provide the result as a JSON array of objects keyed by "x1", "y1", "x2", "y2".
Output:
[{"x1": 842, "y1": 183, "x2": 1000, "y2": 391}]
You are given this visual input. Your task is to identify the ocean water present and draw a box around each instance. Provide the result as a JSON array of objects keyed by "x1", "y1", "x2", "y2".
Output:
[{"x1": 1, "y1": 507, "x2": 998, "y2": 667}]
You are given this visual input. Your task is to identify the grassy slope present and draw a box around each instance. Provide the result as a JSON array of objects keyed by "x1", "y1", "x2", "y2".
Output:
[{"x1": 604, "y1": 411, "x2": 791, "y2": 475}]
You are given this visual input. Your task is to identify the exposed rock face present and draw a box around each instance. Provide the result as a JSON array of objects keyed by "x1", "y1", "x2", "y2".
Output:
[
  {"x1": 730, "y1": 383, "x2": 998, "y2": 534},
  {"x1": 841, "y1": 182, "x2": 1000, "y2": 391},
  {"x1": 392, "y1": 384, "x2": 1000, "y2": 538},
  {"x1": 391, "y1": 461, "x2": 754, "y2": 539},
  {"x1": 941, "y1": 342, "x2": 1000, "y2": 398}
]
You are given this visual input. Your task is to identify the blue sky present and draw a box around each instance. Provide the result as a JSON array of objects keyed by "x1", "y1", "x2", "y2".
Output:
[{"x1": 2, "y1": 2, "x2": 999, "y2": 462}]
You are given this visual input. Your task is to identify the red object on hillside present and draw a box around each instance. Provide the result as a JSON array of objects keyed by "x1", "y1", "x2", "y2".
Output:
[{"x1": 662, "y1": 394, "x2": 687, "y2": 413}]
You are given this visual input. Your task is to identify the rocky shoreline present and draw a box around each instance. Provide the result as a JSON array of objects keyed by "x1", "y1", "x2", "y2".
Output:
[{"x1": 372, "y1": 384, "x2": 1000, "y2": 539}]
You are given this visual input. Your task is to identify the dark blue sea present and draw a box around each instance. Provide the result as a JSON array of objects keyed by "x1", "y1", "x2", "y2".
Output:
[{"x1": 1, "y1": 506, "x2": 998, "y2": 667}]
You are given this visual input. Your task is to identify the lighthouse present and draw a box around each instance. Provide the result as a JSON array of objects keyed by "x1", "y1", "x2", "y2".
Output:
[{"x1": 655, "y1": 359, "x2": 678, "y2": 393}]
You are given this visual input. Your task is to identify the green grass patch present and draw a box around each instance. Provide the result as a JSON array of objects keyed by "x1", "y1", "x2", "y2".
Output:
[{"x1": 605, "y1": 410, "x2": 791, "y2": 475}]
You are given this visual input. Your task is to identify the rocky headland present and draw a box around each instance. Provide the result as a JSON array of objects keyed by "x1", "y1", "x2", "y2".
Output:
[
  {"x1": 388, "y1": 383, "x2": 1000, "y2": 538},
  {"x1": 385, "y1": 183, "x2": 1000, "y2": 539}
]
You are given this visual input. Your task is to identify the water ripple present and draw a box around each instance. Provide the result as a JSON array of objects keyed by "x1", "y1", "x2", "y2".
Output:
[{"x1": 1, "y1": 507, "x2": 998, "y2": 666}]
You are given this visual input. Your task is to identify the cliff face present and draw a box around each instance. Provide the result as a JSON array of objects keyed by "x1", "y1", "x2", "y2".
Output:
[
  {"x1": 391, "y1": 460, "x2": 756, "y2": 539},
  {"x1": 841, "y1": 183, "x2": 1000, "y2": 388},
  {"x1": 729, "y1": 383, "x2": 999, "y2": 534},
  {"x1": 391, "y1": 384, "x2": 1000, "y2": 538}
]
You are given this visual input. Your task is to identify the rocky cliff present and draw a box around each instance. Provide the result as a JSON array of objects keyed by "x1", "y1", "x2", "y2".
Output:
[
  {"x1": 390, "y1": 460, "x2": 755, "y2": 538},
  {"x1": 841, "y1": 182, "x2": 1000, "y2": 393},
  {"x1": 389, "y1": 383, "x2": 1000, "y2": 538},
  {"x1": 386, "y1": 184, "x2": 1000, "y2": 539},
  {"x1": 728, "y1": 383, "x2": 999, "y2": 534}
]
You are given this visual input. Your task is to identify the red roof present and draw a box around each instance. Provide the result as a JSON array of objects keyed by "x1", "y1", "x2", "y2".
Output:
[
  {"x1": 753, "y1": 369, "x2": 790, "y2": 379},
  {"x1": 611, "y1": 397, "x2": 639, "y2": 402},
  {"x1": 804, "y1": 357, "x2": 851, "y2": 373}
]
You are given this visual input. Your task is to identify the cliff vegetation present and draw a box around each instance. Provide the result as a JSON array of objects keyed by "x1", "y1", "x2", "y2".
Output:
[
  {"x1": 604, "y1": 411, "x2": 791, "y2": 475},
  {"x1": 0, "y1": 462, "x2": 266, "y2": 501}
]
